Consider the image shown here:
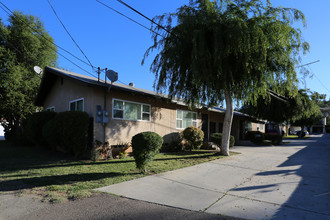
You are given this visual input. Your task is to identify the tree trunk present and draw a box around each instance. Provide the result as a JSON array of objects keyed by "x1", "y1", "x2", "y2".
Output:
[{"x1": 221, "y1": 90, "x2": 234, "y2": 156}]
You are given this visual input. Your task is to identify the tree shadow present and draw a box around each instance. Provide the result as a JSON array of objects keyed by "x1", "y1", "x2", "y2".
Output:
[
  {"x1": 230, "y1": 135, "x2": 330, "y2": 218},
  {"x1": 0, "y1": 172, "x2": 135, "y2": 192},
  {"x1": 270, "y1": 134, "x2": 330, "y2": 218}
]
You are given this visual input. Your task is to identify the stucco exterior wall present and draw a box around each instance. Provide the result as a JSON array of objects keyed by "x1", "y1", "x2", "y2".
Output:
[
  {"x1": 43, "y1": 77, "x2": 96, "y2": 118},
  {"x1": 42, "y1": 77, "x2": 252, "y2": 146},
  {"x1": 98, "y1": 89, "x2": 203, "y2": 145}
]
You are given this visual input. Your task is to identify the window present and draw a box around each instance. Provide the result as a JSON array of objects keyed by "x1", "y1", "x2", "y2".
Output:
[
  {"x1": 46, "y1": 106, "x2": 55, "y2": 112},
  {"x1": 112, "y1": 99, "x2": 150, "y2": 121},
  {"x1": 245, "y1": 122, "x2": 252, "y2": 131},
  {"x1": 69, "y1": 98, "x2": 84, "y2": 111},
  {"x1": 257, "y1": 123, "x2": 264, "y2": 131},
  {"x1": 176, "y1": 110, "x2": 197, "y2": 129}
]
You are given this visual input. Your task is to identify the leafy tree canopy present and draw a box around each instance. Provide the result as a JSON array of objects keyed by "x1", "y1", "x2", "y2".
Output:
[
  {"x1": 291, "y1": 90, "x2": 323, "y2": 127},
  {"x1": 143, "y1": 0, "x2": 309, "y2": 155},
  {"x1": 0, "y1": 11, "x2": 57, "y2": 137},
  {"x1": 240, "y1": 89, "x2": 323, "y2": 126}
]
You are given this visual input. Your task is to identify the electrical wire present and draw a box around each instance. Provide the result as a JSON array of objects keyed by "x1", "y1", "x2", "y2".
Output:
[
  {"x1": 0, "y1": 1, "x2": 95, "y2": 69},
  {"x1": 116, "y1": 0, "x2": 171, "y2": 34},
  {"x1": 0, "y1": 2, "x2": 97, "y2": 78},
  {"x1": 308, "y1": 66, "x2": 330, "y2": 94},
  {"x1": 96, "y1": 0, "x2": 164, "y2": 38},
  {"x1": 47, "y1": 0, "x2": 95, "y2": 70}
]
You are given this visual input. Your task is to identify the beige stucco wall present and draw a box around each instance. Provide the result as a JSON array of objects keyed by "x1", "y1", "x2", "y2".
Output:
[
  {"x1": 99, "y1": 90, "x2": 203, "y2": 145},
  {"x1": 42, "y1": 77, "x2": 251, "y2": 146},
  {"x1": 43, "y1": 77, "x2": 96, "y2": 118}
]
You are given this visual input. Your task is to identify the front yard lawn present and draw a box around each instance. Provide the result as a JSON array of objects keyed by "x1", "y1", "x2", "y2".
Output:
[{"x1": 0, "y1": 141, "x2": 233, "y2": 203}]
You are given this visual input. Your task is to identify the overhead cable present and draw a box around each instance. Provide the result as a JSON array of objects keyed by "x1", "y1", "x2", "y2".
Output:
[
  {"x1": 0, "y1": 1, "x2": 95, "y2": 69},
  {"x1": 47, "y1": 0, "x2": 95, "y2": 70},
  {"x1": 96, "y1": 0, "x2": 164, "y2": 38},
  {"x1": 116, "y1": 0, "x2": 171, "y2": 34},
  {"x1": 0, "y1": 2, "x2": 96, "y2": 78}
]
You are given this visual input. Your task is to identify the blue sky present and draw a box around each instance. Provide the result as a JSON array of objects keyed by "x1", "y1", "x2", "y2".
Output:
[{"x1": 1, "y1": 0, "x2": 330, "y2": 101}]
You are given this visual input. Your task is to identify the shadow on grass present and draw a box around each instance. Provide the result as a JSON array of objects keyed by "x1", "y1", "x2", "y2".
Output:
[
  {"x1": 0, "y1": 172, "x2": 137, "y2": 192},
  {"x1": 0, "y1": 141, "x2": 221, "y2": 174}
]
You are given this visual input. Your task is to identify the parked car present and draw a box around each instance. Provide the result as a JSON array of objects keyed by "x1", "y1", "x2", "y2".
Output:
[{"x1": 296, "y1": 130, "x2": 309, "y2": 137}]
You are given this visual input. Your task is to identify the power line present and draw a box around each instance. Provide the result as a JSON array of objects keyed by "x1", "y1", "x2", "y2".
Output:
[
  {"x1": 0, "y1": 2, "x2": 97, "y2": 78},
  {"x1": 96, "y1": 0, "x2": 164, "y2": 38},
  {"x1": 57, "y1": 50, "x2": 97, "y2": 78},
  {"x1": 296, "y1": 60, "x2": 320, "y2": 68},
  {"x1": 308, "y1": 66, "x2": 330, "y2": 94},
  {"x1": 0, "y1": 1, "x2": 95, "y2": 69},
  {"x1": 116, "y1": 0, "x2": 171, "y2": 34},
  {"x1": 47, "y1": 0, "x2": 94, "y2": 70}
]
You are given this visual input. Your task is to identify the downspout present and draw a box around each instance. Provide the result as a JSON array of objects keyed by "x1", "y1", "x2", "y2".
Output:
[{"x1": 103, "y1": 68, "x2": 107, "y2": 143}]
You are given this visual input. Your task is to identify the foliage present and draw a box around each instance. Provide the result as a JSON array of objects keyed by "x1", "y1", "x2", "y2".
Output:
[
  {"x1": 24, "y1": 111, "x2": 57, "y2": 146},
  {"x1": 143, "y1": 0, "x2": 309, "y2": 155},
  {"x1": 240, "y1": 88, "x2": 298, "y2": 123},
  {"x1": 182, "y1": 126, "x2": 204, "y2": 150},
  {"x1": 91, "y1": 141, "x2": 113, "y2": 161},
  {"x1": 241, "y1": 89, "x2": 323, "y2": 131},
  {"x1": 54, "y1": 111, "x2": 90, "y2": 158},
  {"x1": 290, "y1": 90, "x2": 323, "y2": 127},
  {"x1": 42, "y1": 118, "x2": 57, "y2": 149},
  {"x1": 0, "y1": 11, "x2": 57, "y2": 138},
  {"x1": 161, "y1": 132, "x2": 183, "y2": 152},
  {"x1": 132, "y1": 132, "x2": 163, "y2": 172},
  {"x1": 210, "y1": 133, "x2": 235, "y2": 148},
  {"x1": 246, "y1": 131, "x2": 264, "y2": 144}
]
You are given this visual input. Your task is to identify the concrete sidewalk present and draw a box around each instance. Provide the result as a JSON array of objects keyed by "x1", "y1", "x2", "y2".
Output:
[{"x1": 96, "y1": 134, "x2": 330, "y2": 220}]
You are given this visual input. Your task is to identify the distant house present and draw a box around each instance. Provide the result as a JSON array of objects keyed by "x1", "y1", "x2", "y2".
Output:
[{"x1": 35, "y1": 67, "x2": 264, "y2": 146}]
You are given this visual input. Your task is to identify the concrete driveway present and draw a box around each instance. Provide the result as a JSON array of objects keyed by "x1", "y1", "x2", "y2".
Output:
[{"x1": 97, "y1": 134, "x2": 330, "y2": 220}]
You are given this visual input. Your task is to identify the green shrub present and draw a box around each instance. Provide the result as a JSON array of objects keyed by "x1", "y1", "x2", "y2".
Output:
[
  {"x1": 55, "y1": 111, "x2": 90, "y2": 158},
  {"x1": 210, "y1": 133, "x2": 235, "y2": 148},
  {"x1": 132, "y1": 132, "x2": 163, "y2": 172},
  {"x1": 161, "y1": 132, "x2": 183, "y2": 152},
  {"x1": 265, "y1": 134, "x2": 282, "y2": 145},
  {"x1": 24, "y1": 111, "x2": 57, "y2": 146},
  {"x1": 42, "y1": 118, "x2": 58, "y2": 149},
  {"x1": 182, "y1": 126, "x2": 204, "y2": 150},
  {"x1": 246, "y1": 131, "x2": 264, "y2": 144}
]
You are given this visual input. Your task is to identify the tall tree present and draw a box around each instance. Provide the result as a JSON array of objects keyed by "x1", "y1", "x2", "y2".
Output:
[
  {"x1": 291, "y1": 90, "x2": 323, "y2": 136},
  {"x1": 143, "y1": 0, "x2": 309, "y2": 155},
  {"x1": 240, "y1": 89, "x2": 323, "y2": 135},
  {"x1": 0, "y1": 11, "x2": 57, "y2": 139}
]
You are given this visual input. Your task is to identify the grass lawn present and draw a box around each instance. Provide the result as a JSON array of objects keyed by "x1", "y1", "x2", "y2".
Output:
[
  {"x1": 283, "y1": 135, "x2": 310, "y2": 139},
  {"x1": 0, "y1": 140, "x2": 234, "y2": 203}
]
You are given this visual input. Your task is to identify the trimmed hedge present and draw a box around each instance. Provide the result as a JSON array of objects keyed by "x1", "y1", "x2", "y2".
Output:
[
  {"x1": 132, "y1": 132, "x2": 163, "y2": 172},
  {"x1": 54, "y1": 111, "x2": 90, "y2": 158},
  {"x1": 42, "y1": 118, "x2": 58, "y2": 149},
  {"x1": 24, "y1": 111, "x2": 57, "y2": 146},
  {"x1": 182, "y1": 126, "x2": 204, "y2": 150},
  {"x1": 210, "y1": 133, "x2": 235, "y2": 148}
]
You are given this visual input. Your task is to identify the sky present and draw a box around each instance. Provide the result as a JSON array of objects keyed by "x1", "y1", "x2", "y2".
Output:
[{"x1": 1, "y1": 0, "x2": 330, "y2": 101}]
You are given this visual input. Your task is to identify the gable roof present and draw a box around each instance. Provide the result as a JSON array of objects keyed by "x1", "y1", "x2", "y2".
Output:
[
  {"x1": 35, "y1": 67, "x2": 261, "y2": 122},
  {"x1": 35, "y1": 66, "x2": 169, "y2": 106}
]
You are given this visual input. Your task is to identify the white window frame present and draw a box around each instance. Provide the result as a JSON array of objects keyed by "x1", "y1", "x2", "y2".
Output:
[
  {"x1": 46, "y1": 106, "x2": 55, "y2": 112},
  {"x1": 69, "y1": 98, "x2": 84, "y2": 112},
  {"x1": 176, "y1": 110, "x2": 197, "y2": 129},
  {"x1": 112, "y1": 98, "x2": 151, "y2": 122}
]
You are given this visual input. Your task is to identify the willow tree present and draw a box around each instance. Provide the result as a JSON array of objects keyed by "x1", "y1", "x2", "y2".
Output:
[{"x1": 143, "y1": 0, "x2": 309, "y2": 155}]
